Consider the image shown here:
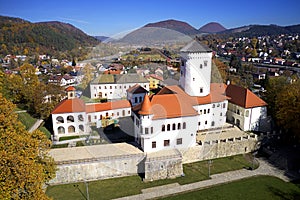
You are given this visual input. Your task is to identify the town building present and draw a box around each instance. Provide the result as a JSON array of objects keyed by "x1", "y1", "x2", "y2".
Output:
[{"x1": 90, "y1": 74, "x2": 149, "y2": 100}]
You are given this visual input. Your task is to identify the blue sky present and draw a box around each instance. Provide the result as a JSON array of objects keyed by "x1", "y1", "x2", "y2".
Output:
[{"x1": 1, "y1": 0, "x2": 299, "y2": 36}]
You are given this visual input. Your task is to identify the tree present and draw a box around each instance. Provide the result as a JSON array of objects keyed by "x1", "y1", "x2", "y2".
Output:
[
  {"x1": 32, "y1": 83, "x2": 64, "y2": 119},
  {"x1": 81, "y1": 63, "x2": 94, "y2": 89},
  {"x1": 0, "y1": 94, "x2": 56, "y2": 199},
  {"x1": 275, "y1": 80, "x2": 300, "y2": 141},
  {"x1": 264, "y1": 76, "x2": 288, "y2": 118}
]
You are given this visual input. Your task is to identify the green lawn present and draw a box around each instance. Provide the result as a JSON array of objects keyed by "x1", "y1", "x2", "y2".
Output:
[
  {"x1": 46, "y1": 154, "x2": 256, "y2": 200},
  {"x1": 16, "y1": 110, "x2": 37, "y2": 130},
  {"x1": 161, "y1": 176, "x2": 300, "y2": 200}
]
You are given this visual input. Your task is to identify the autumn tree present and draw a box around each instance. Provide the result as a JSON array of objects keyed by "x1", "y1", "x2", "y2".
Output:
[
  {"x1": 81, "y1": 63, "x2": 94, "y2": 89},
  {"x1": 0, "y1": 94, "x2": 56, "y2": 199},
  {"x1": 275, "y1": 80, "x2": 300, "y2": 141}
]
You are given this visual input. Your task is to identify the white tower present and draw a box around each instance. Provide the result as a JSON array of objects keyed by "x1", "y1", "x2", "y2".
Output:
[{"x1": 179, "y1": 39, "x2": 212, "y2": 97}]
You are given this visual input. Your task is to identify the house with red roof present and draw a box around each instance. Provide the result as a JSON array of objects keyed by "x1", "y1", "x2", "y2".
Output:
[
  {"x1": 225, "y1": 84, "x2": 267, "y2": 131},
  {"x1": 51, "y1": 86, "x2": 131, "y2": 140}
]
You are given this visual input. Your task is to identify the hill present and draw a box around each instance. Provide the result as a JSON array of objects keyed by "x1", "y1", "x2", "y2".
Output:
[
  {"x1": 116, "y1": 19, "x2": 198, "y2": 46},
  {"x1": 199, "y1": 22, "x2": 227, "y2": 33},
  {"x1": 144, "y1": 19, "x2": 199, "y2": 35},
  {"x1": 222, "y1": 24, "x2": 300, "y2": 37},
  {"x1": 0, "y1": 15, "x2": 99, "y2": 58}
]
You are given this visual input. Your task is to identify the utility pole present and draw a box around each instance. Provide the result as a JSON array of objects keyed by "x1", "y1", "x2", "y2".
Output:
[
  {"x1": 208, "y1": 160, "x2": 213, "y2": 178},
  {"x1": 85, "y1": 181, "x2": 89, "y2": 200}
]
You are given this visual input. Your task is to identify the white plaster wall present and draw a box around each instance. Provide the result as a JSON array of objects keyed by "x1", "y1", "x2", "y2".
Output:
[
  {"x1": 90, "y1": 82, "x2": 149, "y2": 100},
  {"x1": 180, "y1": 52, "x2": 212, "y2": 97},
  {"x1": 52, "y1": 112, "x2": 87, "y2": 139},
  {"x1": 138, "y1": 116, "x2": 198, "y2": 153}
]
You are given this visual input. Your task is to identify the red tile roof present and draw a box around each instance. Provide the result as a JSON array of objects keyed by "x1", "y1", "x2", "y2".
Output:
[
  {"x1": 51, "y1": 98, "x2": 85, "y2": 114},
  {"x1": 225, "y1": 84, "x2": 267, "y2": 108},
  {"x1": 138, "y1": 95, "x2": 153, "y2": 115},
  {"x1": 52, "y1": 98, "x2": 130, "y2": 114},
  {"x1": 86, "y1": 100, "x2": 131, "y2": 113},
  {"x1": 65, "y1": 86, "x2": 76, "y2": 91},
  {"x1": 134, "y1": 84, "x2": 229, "y2": 119}
]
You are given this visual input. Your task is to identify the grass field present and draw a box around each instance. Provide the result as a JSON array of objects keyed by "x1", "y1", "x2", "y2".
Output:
[
  {"x1": 16, "y1": 110, "x2": 37, "y2": 130},
  {"x1": 46, "y1": 154, "x2": 256, "y2": 200},
  {"x1": 161, "y1": 176, "x2": 300, "y2": 200}
]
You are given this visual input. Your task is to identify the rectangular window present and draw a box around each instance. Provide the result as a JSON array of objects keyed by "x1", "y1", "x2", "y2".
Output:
[
  {"x1": 205, "y1": 120, "x2": 207, "y2": 125},
  {"x1": 223, "y1": 103, "x2": 226, "y2": 108},
  {"x1": 183, "y1": 122, "x2": 186, "y2": 129},
  {"x1": 110, "y1": 86, "x2": 112, "y2": 89},
  {"x1": 200, "y1": 64, "x2": 203, "y2": 69},
  {"x1": 145, "y1": 128, "x2": 149, "y2": 134},
  {"x1": 212, "y1": 104, "x2": 215, "y2": 108},
  {"x1": 204, "y1": 109, "x2": 206, "y2": 114},
  {"x1": 151, "y1": 127, "x2": 153, "y2": 134},
  {"x1": 176, "y1": 138, "x2": 182, "y2": 145},
  {"x1": 208, "y1": 109, "x2": 210, "y2": 114},
  {"x1": 164, "y1": 140, "x2": 170, "y2": 147},
  {"x1": 193, "y1": 78, "x2": 195, "y2": 81},
  {"x1": 204, "y1": 60, "x2": 208, "y2": 67},
  {"x1": 152, "y1": 141, "x2": 156, "y2": 148},
  {"x1": 200, "y1": 87, "x2": 203, "y2": 93},
  {"x1": 140, "y1": 127, "x2": 143, "y2": 134}
]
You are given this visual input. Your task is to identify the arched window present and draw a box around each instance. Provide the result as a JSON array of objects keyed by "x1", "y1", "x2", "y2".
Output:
[
  {"x1": 211, "y1": 121, "x2": 215, "y2": 126},
  {"x1": 68, "y1": 125, "x2": 75, "y2": 133},
  {"x1": 79, "y1": 125, "x2": 84, "y2": 132},
  {"x1": 162, "y1": 125, "x2": 165, "y2": 132},
  {"x1": 78, "y1": 114, "x2": 84, "y2": 122},
  {"x1": 177, "y1": 123, "x2": 181, "y2": 130},
  {"x1": 139, "y1": 96, "x2": 142, "y2": 102},
  {"x1": 183, "y1": 122, "x2": 186, "y2": 129},
  {"x1": 245, "y1": 110, "x2": 249, "y2": 117},
  {"x1": 67, "y1": 115, "x2": 74, "y2": 123},
  {"x1": 56, "y1": 116, "x2": 64, "y2": 124},
  {"x1": 58, "y1": 126, "x2": 65, "y2": 134},
  {"x1": 237, "y1": 109, "x2": 240, "y2": 115},
  {"x1": 135, "y1": 97, "x2": 138, "y2": 103},
  {"x1": 172, "y1": 123, "x2": 176, "y2": 130},
  {"x1": 167, "y1": 124, "x2": 170, "y2": 131}
]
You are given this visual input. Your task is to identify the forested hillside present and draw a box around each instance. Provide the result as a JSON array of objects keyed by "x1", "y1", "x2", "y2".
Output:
[{"x1": 0, "y1": 16, "x2": 99, "y2": 58}]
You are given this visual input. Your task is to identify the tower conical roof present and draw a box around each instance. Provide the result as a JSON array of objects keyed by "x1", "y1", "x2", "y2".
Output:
[{"x1": 138, "y1": 94, "x2": 152, "y2": 115}]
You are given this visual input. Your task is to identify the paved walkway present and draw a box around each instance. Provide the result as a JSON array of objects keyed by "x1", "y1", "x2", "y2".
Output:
[
  {"x1": 28, "y1": 119, "x2": 43, "y2": 133},
  {"x1": 114, "y1": 158, "x2": 298, "y2": 200}
]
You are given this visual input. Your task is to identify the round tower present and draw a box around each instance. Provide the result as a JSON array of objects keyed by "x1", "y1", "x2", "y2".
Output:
[{"x1": 138, "y1": 94, "x2": 153, "y2": 127}]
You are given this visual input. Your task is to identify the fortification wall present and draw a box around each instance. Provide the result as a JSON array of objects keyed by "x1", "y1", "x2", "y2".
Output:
[{"x1": 49, "y1": 154, "x2": 145, "y2": 185}]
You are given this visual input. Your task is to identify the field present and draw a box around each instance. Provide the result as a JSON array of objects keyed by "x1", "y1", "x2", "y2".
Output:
[{"x1": 162, "y1": 176, "x2": 300, "y2": 200}]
